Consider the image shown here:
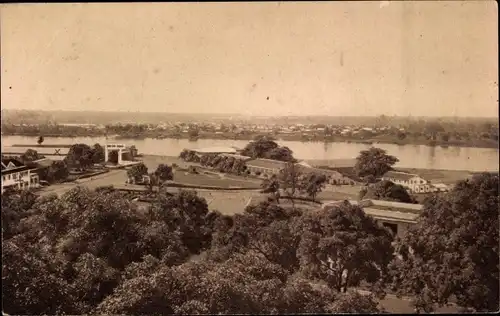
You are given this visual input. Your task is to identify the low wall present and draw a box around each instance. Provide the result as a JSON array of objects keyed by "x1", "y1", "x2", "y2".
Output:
[
  {"x1": 165, "y1": 182, "x2": 260, "y2": 191},
  {"x1": 280, "y1": 196, "x2": 322, "y2": 204},
  {"x1": 115, "y1": 183, "x2": 260, "y2": 192},
  {"x1": 72, "y1": 169, "x2": 109, "y2": 180}
]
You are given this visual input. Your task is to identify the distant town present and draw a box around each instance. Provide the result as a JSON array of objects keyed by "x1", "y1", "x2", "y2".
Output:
[{"x1": 1, "y1": 110, "x2": 498, "y2": 149}]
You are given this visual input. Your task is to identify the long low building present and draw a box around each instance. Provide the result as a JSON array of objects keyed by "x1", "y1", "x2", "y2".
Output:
[
  {"x1": 322, "y1": 199, "x2": 423, "y2": 238},
  {"x1": 189, "y1": 146, "x2": 239, "y2": 154},
  {"x1": 382, "y1": 170, "x2": 450, "y2": 194},
  {"x1": 243, "y1": 158, "x2": 356, "y2": 185}
]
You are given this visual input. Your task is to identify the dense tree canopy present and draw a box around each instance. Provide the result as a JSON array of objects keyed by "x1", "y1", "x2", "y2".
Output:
[
  {"x1": 354, "y1": 147, "x2": 399, "y2": 180},
  {"x1": 2, "y1": 184, "x2": 393, "y2": 314},
  {"x1": 154, "y1": 164, "x2": 174, "y2": 183},
  {"x1": 389, "y1": 173, "x2": 499, "y2": 312},
  {"x1": 21, "y1": 149, "x2": 45, "y2": 162},
  {"x1": 127, "y1": 163, "x2": 149, "y2": 183},
  {"x1": 296, "y1": 202, "x2": 394, "y2": 294},
  {"x1": 241, "y1": 136, "x2": 296, "y2": 162},
  {"x1": 3, "y1": 171, "x2": 496, "y2": 314}
]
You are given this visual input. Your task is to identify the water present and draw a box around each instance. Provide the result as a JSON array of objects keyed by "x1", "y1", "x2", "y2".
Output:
[{"x1": 1, "y1": 135, "x2": 498, "y2": 172}]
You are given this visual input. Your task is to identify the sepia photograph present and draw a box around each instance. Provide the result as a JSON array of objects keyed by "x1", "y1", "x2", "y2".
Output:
[{"x1": 1, "y1": 1, "x2": 498, "y2": 314}]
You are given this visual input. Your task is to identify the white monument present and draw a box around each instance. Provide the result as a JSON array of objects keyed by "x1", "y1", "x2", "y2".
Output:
[{"x1": 104, "y1": 143, "x2": 130, "y2": 165}]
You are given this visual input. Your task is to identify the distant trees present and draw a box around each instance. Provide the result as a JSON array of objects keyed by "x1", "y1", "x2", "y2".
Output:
[
  {"x1": 424, "y1": 121, "x2": 445, "y2": 141},
  {"x1": 389, "y1": 173, "x2": 499, "y2": 312},
  {"x1": 359, "y1": 180, "x2": 416, "y2": 203},
  {"x1": 440, "y1": 132, "x2": 450, "y2": 142},
  {"x1": 354, "y1": 147, "x2": 399, "y2": 181},
  {"x1": 188, "y1": 127, "x2": 200, "y2": 138}
]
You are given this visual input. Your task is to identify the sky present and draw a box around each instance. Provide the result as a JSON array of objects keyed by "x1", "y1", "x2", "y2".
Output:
[{"x1": 1, "y1": 2, "x2": 498, "y2": 117}]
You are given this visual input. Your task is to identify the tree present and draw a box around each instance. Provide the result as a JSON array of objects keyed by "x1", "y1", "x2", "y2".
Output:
[
  {"x1": 397, "y1": 131, "x2": 407, "y2": 140},
  {"x1": 2, "y1": 240, "x2": 77, "y2": 315},
  {"x1": 66, "y1": 144, "x2": 94, "y2": 171},
  {"x1": 300, "y1": 173, "x2": 327, "y2": 201},
  {"x1": 91, "y1": 143, "x2": 105, "y2": 164},
  {"x1": 361, "y1": 180, "x2": 416, "y2": 203},
  {"x1": 49, "y1": 160, "x2": 69, "y2": 182},
  {"x1": 154, "y1": 164, "x2": 174, "y2": 183},
  {"x1": 21, "y1": 149, "x2": 43, "y2": 162},
  {"x1": 188, "y1": 128, "x2": 199, "y2": 138},
  {"x1": 147, "y1": 173, "x2": 159, "y2": 192},
  {"x1": 440, "y1": 132, "x2": 450, "y2": 142},
  {"x1": 389, "y1": 173, "x2": 499, "y2": 313},
  {"x1": 127, "y1": 163, "x2": 148, "y2": 184},
  {"x1": 241, "y1": 136, "x2": 279, "y2": 158},
  {"x1": 149, "y1": 190, "x2": 212, "y2": 254},
  {"x1": 279, "y1": 162, "x2": 303, "y2": 205},
  {"x1": 266, "y1": 146, "x2": 296, "y2": 162},
  {"x1": 260, "y1": 174, "x2": 281, "y2": 203},
  {"x1": 328, "y1": 291, "x2": 382, "y2": 313},
  {"x1": 354, "y1": 147, "x2": 399, "y2": 179},
  {"x1": 241, "y1": 136, "x2": 296, "y2": 162},
  {"x1": 37, "y1": 136, "x2": 44, "y2": 145},
  {"x1": 296, "y1": 202, "x2": 394, "y2": 294}
]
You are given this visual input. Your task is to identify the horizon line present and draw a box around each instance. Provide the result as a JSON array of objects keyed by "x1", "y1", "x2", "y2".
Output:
[{"x1": 1, "y1": 108, "x2": 498, "y2": 119}]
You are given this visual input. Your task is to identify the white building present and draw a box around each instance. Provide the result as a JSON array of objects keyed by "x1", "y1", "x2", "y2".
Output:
[
  {"x1": 1, "y1": 158, "x2": 40, "y2": 193},
  {"x1": 382, "y1": 171, "x2": 434, "y2": 194}
]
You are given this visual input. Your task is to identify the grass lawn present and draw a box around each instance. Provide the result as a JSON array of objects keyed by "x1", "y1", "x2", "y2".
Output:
[{"x1": 173, "y1": 171, "x2": 260, "y2": 189}]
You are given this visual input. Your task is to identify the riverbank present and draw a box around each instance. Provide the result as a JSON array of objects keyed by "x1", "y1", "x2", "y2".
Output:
[{"x1": 2, "y1": 131, "x2": 498, "y2": 149}]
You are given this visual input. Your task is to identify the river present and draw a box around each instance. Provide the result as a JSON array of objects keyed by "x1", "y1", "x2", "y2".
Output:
[{"x1": 1, "y1": 135, "x2": 498, "y2": 172}]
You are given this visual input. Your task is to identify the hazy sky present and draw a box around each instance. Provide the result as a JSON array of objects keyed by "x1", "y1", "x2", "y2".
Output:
[{"x1": 1, "y1": 2, "x2": 498, "y2": 117}]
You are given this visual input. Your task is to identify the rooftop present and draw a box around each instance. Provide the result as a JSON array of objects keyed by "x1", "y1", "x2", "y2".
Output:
[
  {"x1": 1, "y1": 158, "x2": 25, "y2": 170},
  {"x1": 219, "y1": 153, "x2": 253, "y2": 161},
  {"x1": 246, "y1": 158, "x2": 288, "y2": 170},
  {"x1": 322, "y1": 199, "x2": 424, "y2": 223},
  {"x1": 32, "y1": 158, "x2": 54, "y2": 169},
  {"x1": 383, "y1": 171, "x2": 420, "y2": 181},
  {"x1": 190, "y1": 146, "x2": 238, "y2": 154}
]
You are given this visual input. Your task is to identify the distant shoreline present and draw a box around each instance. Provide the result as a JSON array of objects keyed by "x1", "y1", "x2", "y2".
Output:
[{"x1": 2, "y1": 132, "x2": 498, "y2": 149}]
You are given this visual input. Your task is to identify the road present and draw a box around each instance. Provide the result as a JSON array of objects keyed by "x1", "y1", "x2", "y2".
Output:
[{"x1": 38, "y1": 169, "x2": 128, "y2": 197}]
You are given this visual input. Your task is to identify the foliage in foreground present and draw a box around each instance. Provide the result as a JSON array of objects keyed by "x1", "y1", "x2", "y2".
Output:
[
  {"x1": 2, "y1": 187, "x2": 388, "y2": 315},
  {"x1": 2, "y1": 172, "x2": 498, "y2": 314},
  {"x1": 389, "y1": 173, "x2": 499, "y2": 312}
]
